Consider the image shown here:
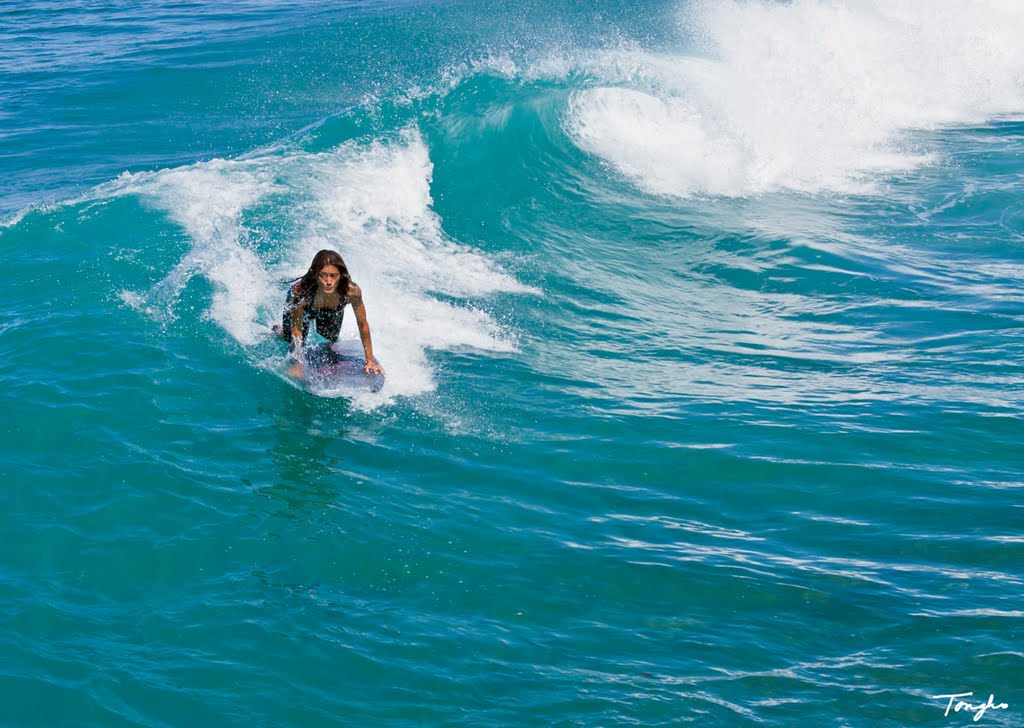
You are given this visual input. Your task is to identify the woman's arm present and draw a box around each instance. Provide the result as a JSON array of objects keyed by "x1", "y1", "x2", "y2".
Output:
[
  {"x1": 289, "y1": 301, "x2": 306, "y2": 350},
  {"x1": 287, "y1": 286, "x2": 307, "y2": 378},
  {"x1": 348, "y1": 283, "x2": 385, "y2": 375}
]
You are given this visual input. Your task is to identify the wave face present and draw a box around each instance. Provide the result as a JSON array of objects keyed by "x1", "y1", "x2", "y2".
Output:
[{"x1": 2, "y1": 1, "x2": 1023, "y2": 726}]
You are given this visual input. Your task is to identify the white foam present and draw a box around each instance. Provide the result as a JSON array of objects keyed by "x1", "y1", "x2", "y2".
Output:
[
  {"x1": 564, "y1": 0, "x2": 1024, "y2": 197},
  {"x1": 0, "y1": 207, "x2": 29, "y2": 229},
  {"x1": 114, "y1": 129, "x2": 531, "y2": 406},
  {"x1": 114, "y1": 159, "x2": 282, "y2": 344}
]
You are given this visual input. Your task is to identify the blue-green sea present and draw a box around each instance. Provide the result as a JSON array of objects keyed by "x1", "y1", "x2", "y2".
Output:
[{"x1": 2, "y1": 1, "x2": 1023, "y2": 725}]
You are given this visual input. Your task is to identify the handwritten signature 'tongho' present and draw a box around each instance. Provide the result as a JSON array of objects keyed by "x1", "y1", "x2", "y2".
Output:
[{"x1": 931, "y1": 692, "x2": 1009, "y2": 722}]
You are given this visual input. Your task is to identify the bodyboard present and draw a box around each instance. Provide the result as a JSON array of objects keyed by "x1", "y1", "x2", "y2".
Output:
[{"x1": 299, "y1": 343, "x2": 385, "y2": 393}]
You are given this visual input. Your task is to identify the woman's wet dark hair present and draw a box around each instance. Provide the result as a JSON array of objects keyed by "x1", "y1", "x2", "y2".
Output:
[{"x1": 293, "y1": 249, "x2": 351, "y2": 304}]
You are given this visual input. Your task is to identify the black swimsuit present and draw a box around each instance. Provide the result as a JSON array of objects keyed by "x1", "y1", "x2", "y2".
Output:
[{"x1": 282, "y1": 288, "x2": 347, "y2": 344}]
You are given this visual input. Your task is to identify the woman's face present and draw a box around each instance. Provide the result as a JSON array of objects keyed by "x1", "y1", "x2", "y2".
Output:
[{"x1": 317, "y1": 264, "x2": 342, "y2": 294}]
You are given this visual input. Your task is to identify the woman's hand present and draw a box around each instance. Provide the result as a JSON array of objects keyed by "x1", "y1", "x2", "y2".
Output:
[
  {"x1": 364, "y1": 358, "x2": 385, "y2": 375},
  {"x1": 287, "y1": 341, "x2": 305, "y2": 379}
]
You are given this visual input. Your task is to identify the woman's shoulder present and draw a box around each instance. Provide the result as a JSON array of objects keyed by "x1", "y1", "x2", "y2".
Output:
[
  {"x1": 345, "y1": 280, "x2": 362, "y2": 300},
  {"x1": 287, "y1": 280, "x2": 309, "y2": 309}
]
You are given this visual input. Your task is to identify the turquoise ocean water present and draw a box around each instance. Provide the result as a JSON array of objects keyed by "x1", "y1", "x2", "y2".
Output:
[{"x1": 2, "y1": 1, "x2": 1023, "y2": 725}]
